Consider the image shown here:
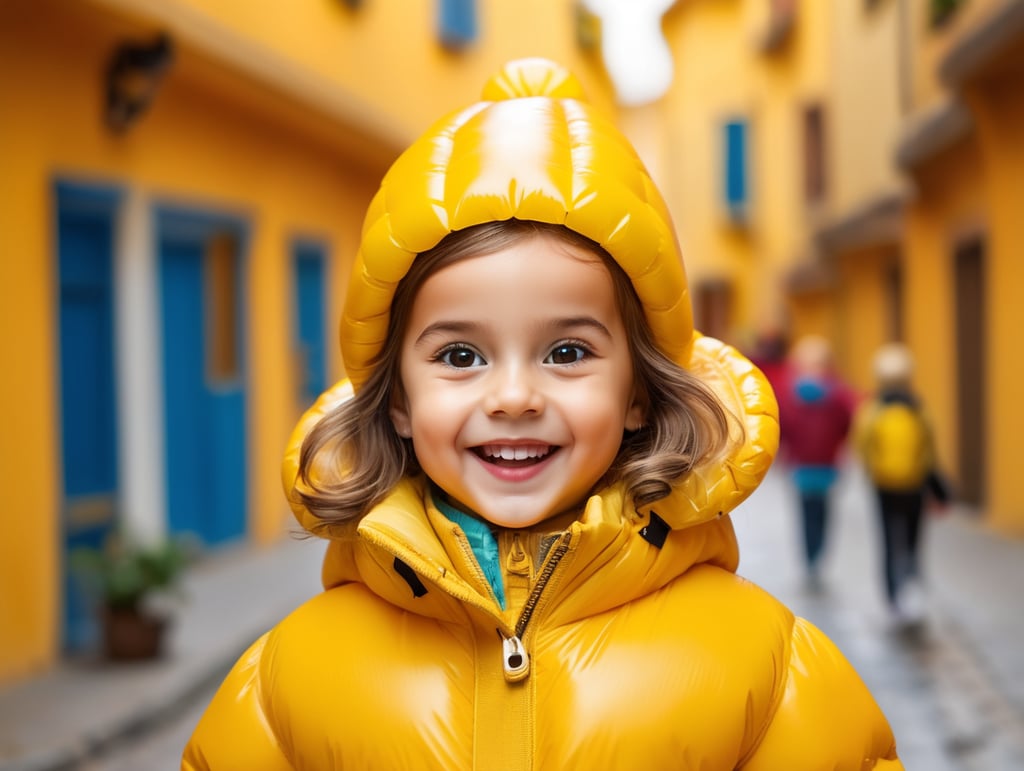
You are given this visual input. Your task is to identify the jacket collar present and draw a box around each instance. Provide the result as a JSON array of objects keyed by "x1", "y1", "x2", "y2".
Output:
[{"x1": 317, "y1": 475, "x2": 739, "y2": 627}]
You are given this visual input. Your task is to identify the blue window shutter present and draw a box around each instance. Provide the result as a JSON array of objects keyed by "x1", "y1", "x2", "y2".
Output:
[
  {"x1": 439, "y1": 0, "x2": 478, "y2": 49},
  {"x1": 293, "y1": 243, "x2": 327, "y2": 407},
  {"x1": 724, "y1": 119, "x2": 749, "y2": 218}
]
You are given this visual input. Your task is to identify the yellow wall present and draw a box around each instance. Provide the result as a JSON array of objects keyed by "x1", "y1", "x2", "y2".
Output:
[
  {"x1": 0, "y1": 50, "x2": 60, "y2": 679},
  {"x1": 662, "y1": 0, "x2": 752, "y2": 337},
  {"x1": 0, "y1": 0, "x2": 385, "y2": 682},
  {"x1": 661, "y1": 0, "x2": 831, "y2": 345},
  {"x1": 829, "y1": 0, "x2": 905, "y2": 214},
  {"x1": 835, "y1": 246, "x2": 897, "y2": 392},
  {"x1": 2, "y1": 0, "x2": 612, "y2": 686},
  {"x1": 902, "y1": 137, "x2": 984, "y2": 500},
  {"x1": 897, "y1": 0, "x2": 1024, "y2": 531},
  {"x1": 89, "y1": 0, "x2": 615, "y2": 143},
  {"x1": 962, "y1": 70, "x2": 1024, "y2": 532}
]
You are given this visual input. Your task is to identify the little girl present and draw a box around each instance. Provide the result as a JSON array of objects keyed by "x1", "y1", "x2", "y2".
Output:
[{"x1": 183, "y1": 58, "x2": 902, "y2": 770}]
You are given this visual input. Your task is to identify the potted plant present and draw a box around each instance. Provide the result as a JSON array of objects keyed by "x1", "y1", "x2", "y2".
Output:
[{"x1": 71, "y1": 533, "x2": 197, "y2": 661}]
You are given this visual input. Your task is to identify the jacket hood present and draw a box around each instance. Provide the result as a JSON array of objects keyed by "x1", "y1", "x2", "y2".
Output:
[
  {"x1": 283, "y1": 57, "x2": 777, "y2": 558},
  {"x1": 341, "y1": 57, "x2": 696, "y2": 388}
]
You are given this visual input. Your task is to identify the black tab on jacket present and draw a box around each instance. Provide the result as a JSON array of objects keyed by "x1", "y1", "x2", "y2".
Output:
[
  {"x1": 639, "y1": 511, "x2": 670, "y2": 548},
  {"x1": 394, "y1": 557, "x2": 428, "y2": 598}
]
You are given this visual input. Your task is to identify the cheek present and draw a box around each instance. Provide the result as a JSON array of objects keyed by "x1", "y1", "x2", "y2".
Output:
[
  {"x1": 566, "y1": 391, "x2": 629, "y2": 444},
  {"x1": 405, "y1": 387, "x2": 470, "y2": 437}
]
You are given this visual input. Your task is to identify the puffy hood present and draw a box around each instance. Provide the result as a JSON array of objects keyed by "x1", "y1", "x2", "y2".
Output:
[
  {"x1": 341, "y1": 57, "x2": 695, "y2": 385},
  {"x1": 284, "y1": 58, "x2": 778, "y2": 541}
]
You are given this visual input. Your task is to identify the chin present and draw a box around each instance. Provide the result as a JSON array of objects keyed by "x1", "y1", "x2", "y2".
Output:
[{"x1": 477, "y1": 508, "x2": 554, "y2": 530}]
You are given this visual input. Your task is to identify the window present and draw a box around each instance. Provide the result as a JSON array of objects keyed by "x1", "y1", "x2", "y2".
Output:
[
  {"x1": 292, "y1": 241, "x2": 328, "y2": 407},
  {"x1": 884, "y1": 256, "x2": 903, "y2": 342},
  {"x1": 694, "y1": 280, "x2": 733, "y2": 343},
  {"x1": 802, "y1": 104, "x2": 826, "y2": 205},
  {"x1": 759, "y1": 0, "x2": 796, "y2": 52},
  {"x1": 722, "y1": 119, "x2": 750, "y2": 222},
  {"x1": 439, "y1": 0, "x2": 478, "y2": 50}
]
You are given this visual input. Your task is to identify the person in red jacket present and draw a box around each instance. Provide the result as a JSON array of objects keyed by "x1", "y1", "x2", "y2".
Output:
[{"x1": 777, "y1": 334, "x2": 858, "y2": 589}]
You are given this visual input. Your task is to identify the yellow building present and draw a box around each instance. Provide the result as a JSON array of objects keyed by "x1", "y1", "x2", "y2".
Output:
[
  {"x1": 652, "y1": 0, "x2": 1023, "y2": 534},
  {"x1": 0, "y1": 0, "x2": 610, "y2": 685},
  {"x1": 891, "y1": 0, "x2": 1024, "y2": 531},
  {"x1": 822, "y1": 0, "x2": 1024, "y2": 532},
  {"x1": 650, "y1": 2, "x2": 834, "y2": 352}
]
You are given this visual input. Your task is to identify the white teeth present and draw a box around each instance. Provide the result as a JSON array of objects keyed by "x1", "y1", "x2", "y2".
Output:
[{"x1": 483, "y1": 444, "x2": 548, "y2": 460}]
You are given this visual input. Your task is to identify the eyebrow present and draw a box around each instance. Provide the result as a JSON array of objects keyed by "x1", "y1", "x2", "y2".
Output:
[
  {"x1": 551, "y1": 316, "x2": 613, "y2": 339},
  {"x1": 413, "y1": 316, "x2": 613, "y2": 347},
  {"x1": 413, "y1": 320, "x2": 481, "y2": 347}
]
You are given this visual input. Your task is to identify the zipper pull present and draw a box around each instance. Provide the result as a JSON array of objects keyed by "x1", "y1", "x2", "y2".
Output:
[{"x1": 502, "y1": 634, "x2": 530, "y2": 682}]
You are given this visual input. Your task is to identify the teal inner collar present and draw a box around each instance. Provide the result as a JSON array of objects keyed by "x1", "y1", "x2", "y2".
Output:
[{"x1": 433, "y1": 493, "x2": 506, "y2": 610}]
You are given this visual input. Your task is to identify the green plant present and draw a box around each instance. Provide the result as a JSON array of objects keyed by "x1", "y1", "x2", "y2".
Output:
[
  {"x1": 930, "y1": 0, "x2": 964, "y2": 28},
  {"x1": 71, "y1": 533, "x2": 196, "y2": 613}
]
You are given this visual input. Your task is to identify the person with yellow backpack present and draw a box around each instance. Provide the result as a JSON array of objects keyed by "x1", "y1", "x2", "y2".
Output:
[{"x1": 855, "y1": 343, "x2": 950, "y2": 628}]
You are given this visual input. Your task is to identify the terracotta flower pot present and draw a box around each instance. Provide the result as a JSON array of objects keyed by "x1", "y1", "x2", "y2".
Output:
[{"x1": 102, "y1": 607, "x2": 168, "y2": 660}]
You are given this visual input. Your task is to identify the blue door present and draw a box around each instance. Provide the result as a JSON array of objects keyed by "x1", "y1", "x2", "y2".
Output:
[
  {"x1": 158, "y1": 213, "x2": 247, "y2": 546},
  {"x1": 292, "y1": 241, "x2": 327, "y2": 408},
  {"x1": 56, "y1": 184, "x2": 121, "y2": 652}
]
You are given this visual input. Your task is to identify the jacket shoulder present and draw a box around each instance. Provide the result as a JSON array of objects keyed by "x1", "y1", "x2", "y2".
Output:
[{"x1": 740, "y1": 616, "x2": 902, "y2": 769}]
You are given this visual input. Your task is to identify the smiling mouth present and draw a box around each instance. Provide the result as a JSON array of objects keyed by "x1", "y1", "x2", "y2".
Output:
[{"x1": 473, "y1": 444, "x2": 557, "y2": 467}]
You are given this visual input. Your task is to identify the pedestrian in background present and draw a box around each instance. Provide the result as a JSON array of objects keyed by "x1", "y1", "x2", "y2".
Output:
[
  {"x1": 777, "y1": 334, "x2": 858, "y2": 590},
  {"x1": 855, "y1": 342, "x2": 949, "y2": 628},
  {"x1": 182, "y1": 59, "x2": 902, "y2": 769}
]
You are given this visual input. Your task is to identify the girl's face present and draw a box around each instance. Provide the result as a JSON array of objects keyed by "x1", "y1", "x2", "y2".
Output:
[{"x1": 390, "y1": 232, "x2": 644, "y2": 529}]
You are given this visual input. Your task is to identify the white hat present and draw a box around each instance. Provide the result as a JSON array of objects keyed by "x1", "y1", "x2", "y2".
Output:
[{"x1": 873, "y1": 343, "x2": 914, "y2": 385}]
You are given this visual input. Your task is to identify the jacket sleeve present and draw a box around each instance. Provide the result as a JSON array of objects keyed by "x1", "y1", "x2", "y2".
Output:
[
  {"x1": 740, "y1": 617, "x2": 904, "y2": 770},
  {"x1": 181, "y1": 633, "x2": 293, "y2": 771}
]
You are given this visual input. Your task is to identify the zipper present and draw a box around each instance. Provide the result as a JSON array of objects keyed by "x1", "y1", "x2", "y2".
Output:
[
  {"x1": 451, "y1": 528, "x2": 502, "y2": 608},
  {"x1": 500, "y1": 531, "x2": 572, "y2": 682}
]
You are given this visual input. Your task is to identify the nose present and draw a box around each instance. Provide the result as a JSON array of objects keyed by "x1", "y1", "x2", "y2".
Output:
[{"x1": 483, "y1": 363, "x2": 545, "y2": 418}]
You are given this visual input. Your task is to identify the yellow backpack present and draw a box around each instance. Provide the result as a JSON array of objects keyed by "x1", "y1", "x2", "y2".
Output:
[{"x1": 861, "y1": 401, "x2": 932, "y2": 491}]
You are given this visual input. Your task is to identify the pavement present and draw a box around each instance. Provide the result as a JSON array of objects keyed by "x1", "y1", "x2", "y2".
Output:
[
  {"x1": 734, "y1": 465, "x2": 1024, "y2": 770},
  {"x1": 0, "y1": 464, "x2": 1022, "y2": 770},
  {"x1": 0, "y1": 530, "x2": 326, "y2": 771}
]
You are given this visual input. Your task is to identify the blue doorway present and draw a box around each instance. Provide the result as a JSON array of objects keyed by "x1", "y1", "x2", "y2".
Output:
[
  {"x1": 55, "y1": 183, "x2": 121, "y2": 652},
  {"x1": 158, "y1": 210, "x2": 247, "y2": 547},
  {"x1": 292, "y1": 240, "x2": 327, "y2": 409}
]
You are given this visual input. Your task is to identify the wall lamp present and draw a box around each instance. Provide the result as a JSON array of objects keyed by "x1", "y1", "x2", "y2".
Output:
[{"x1": 105, "y1": 32, "x2": 174, "y2": 134}]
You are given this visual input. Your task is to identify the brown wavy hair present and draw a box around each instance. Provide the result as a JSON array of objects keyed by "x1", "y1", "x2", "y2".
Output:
[{"x1": 296, "y1": 220, "x2": 736, "y2": 525}]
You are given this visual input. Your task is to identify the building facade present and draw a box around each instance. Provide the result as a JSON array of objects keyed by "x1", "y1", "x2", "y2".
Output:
[
  {"x1": 0, "y1": 0, "x2": 610, "y2": 685},
  {"x1": 3, "y1": 0, "x2": 1021, "y2": 688}
]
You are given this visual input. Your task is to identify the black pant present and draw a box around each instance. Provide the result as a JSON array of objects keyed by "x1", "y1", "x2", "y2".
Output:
[
  {"x1": 876, "y1": 489, "x2": 924, "y2": 606},
  {"x1": 799, "y1": 492, "x2": 828, "y2": 571}
]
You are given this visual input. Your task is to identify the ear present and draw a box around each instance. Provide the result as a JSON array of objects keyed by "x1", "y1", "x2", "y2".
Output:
[
  {"x1": 390, "y1": 395, "x2": 413, "y2": 438},
  {"x1": 625, "y1": 392, "x2": 647, "y2": 433}
]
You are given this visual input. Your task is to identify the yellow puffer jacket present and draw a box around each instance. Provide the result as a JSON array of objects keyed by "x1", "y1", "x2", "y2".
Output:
[
  {"x1": 183, "y1": 58, "x2": 901, "y2": 769},
  {"x1": 184, "y1": 381, "x2": 901, "y2": 770}
]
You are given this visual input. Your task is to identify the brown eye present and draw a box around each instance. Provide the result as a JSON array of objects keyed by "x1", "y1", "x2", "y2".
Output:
[
  {"x1": 546, "y1": 344, "x2": 586, "y2": 365},
  {"x1": 440, "y1": 346, "x2": 484, "y2": 368}
]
